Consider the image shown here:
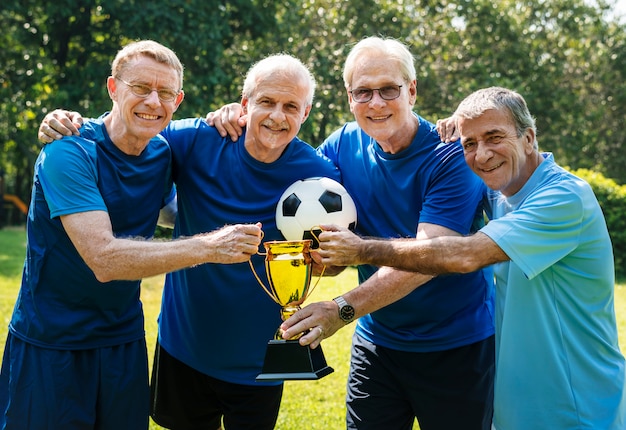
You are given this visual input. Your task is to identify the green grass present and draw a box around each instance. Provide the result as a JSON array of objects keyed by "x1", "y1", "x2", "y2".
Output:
[{"x1": 1, "y1": 226, "x2": 625, "y2": 429}]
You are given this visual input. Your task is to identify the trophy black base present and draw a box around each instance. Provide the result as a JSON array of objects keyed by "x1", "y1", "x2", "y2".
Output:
[{"x1": 256, "y1": 339, "x2": 334, "y2": 381}]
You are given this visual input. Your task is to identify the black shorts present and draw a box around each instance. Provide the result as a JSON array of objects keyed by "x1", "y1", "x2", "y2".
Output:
[
  {"x1": 150, "y1": 342, "x2": 283, "y2": 430},
  {"x1": 347, "y1": 332, "x2": 495, "y2": 430}
]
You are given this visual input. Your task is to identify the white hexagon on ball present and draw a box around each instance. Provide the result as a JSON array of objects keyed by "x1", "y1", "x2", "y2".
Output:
[{"x1": 276, "y1": 177, "x2": 357, "y2": 244}]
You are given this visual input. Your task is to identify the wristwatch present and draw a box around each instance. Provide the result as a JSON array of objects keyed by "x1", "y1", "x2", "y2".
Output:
[{"x1": 333, "y1": 296, "x2": 356, "y2": 323}]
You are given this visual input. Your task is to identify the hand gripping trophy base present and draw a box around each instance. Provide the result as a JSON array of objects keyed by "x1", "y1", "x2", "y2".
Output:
[{"x1": 250, "y1": 239, "x2": 334, "y2": 381}]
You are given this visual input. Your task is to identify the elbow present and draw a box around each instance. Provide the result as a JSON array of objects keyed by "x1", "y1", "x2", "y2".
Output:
[
  {"x1": 91, "y1": 266, "x2": 117, "y2": 283},
  {"x1": 455, "y1": 257, "x2": 485, "y2": 274},
  {"x1": 85, "y1": 256, "x2": 118, "y2": 283}
]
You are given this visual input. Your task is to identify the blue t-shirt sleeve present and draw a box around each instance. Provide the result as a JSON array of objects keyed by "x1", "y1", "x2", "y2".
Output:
[
  {"x1": 481, "y1": 183, "x2": 584, "y2": 279},
  {"x1": 418, "y1": 143, "x2": 486, "y2": 235},
  {"x1": 38, "y1": 137, "x2": 106, "y2": 218},
  {"x1": 163, "y1": 184, "x2": 176, "y2": 207},
  {"x1": 317, "y1": 128, "x2": 342, "y2": 167}
]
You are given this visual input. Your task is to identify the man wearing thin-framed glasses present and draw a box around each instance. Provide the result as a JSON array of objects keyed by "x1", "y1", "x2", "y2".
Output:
[
  {"x1": 116, "y1": 78, "x2": 181, "y2": 102},
  {"x1": 1, "y1": 40, "x2": 264, "y2": 429},
  {"x1": 348, "y1": 84, "x2": 403, "y2": 103}
]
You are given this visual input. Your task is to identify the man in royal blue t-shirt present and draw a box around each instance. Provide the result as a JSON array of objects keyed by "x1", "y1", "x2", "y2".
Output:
[
  {"x1": 151, "y1": 54, "x2": 340, "y2": 430},
  {"x1": 0, "y1": 41, "x2": 262, "y2": 429}
]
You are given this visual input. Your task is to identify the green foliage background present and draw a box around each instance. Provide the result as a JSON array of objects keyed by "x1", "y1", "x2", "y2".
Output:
[{"x1": 2, "y1": 0, "x2": 626, "y2": 199}]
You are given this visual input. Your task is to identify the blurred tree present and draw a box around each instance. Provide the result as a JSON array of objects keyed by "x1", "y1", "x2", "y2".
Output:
[
  {"x1": 218, "y1": 0, "x2": 626, "y2": 183},
  {"x1": 0, "y1": 0, "x2": 277, "y2": 209},
  {"x1": 1, "y1": 0, "x2": 625, "y2": 220},
  {"x1": 416, "y1": 0, "x2": 626, "y2": 181}
]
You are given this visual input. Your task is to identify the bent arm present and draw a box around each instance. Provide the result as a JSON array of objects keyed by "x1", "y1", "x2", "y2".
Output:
[
  {"x1": 61, "y1": 211, "x2": 261, "y2": 283},
  {"x1": 341, "y1": 222, "x2": 452, "y2": 317},
  {"x1": 280, "y1": 223, "x2": 456, "y2": 345}
]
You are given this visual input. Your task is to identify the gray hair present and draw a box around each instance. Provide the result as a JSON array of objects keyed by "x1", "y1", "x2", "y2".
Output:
[
  {"x1": 343, "y1": 36, "x2": 416, "y2": 89},
  {"x1": 111, "y1": 40, "x2": 184, "y2": 91},
  {"x1": 242, "y1": 54, "x2": 316, "y2": 106},
  {"x1": 454, "y1": 87, "x2": 538, "y2": 148}
]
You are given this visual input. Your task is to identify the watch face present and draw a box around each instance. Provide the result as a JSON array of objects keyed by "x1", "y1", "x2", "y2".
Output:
[
  {"x1": 334, "y1": 296, "x2": 355, "y2": 323},
  {"x1": 340, "y1": 305, "x2": 355, "y2": 322}
]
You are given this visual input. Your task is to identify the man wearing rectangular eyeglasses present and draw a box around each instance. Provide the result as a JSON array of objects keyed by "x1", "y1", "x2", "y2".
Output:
[
  {"x1": 209, "y1": 36, "x2": 495, "y2": 430},
  {"x1": 0, "y1": 40, "x2": 263, "y2": 429}
]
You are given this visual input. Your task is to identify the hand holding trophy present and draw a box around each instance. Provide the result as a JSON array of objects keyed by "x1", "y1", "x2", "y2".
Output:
[{"x1": 250, "y1": 177, "x2": 357, "y2": 381}]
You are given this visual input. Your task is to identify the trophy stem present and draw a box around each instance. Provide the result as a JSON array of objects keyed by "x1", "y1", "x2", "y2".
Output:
[
  {"x1": 280, "y1": 305, "x2": 300, "y2": 321},
  {"x1": 276, "y1": 305, "x2": 301, "y2": 340}
]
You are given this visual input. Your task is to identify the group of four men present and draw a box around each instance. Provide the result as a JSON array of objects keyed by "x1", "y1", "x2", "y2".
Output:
[{"x1": 1, "y1": 35, "x2": 624, "y2": 430}]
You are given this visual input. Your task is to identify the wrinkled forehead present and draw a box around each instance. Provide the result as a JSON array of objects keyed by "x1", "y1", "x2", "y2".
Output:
[
  {"x1": 458, "y1": 109, "x2": 516, "y2": 139},
  {"x1": 251, "y1": 74, "x2": 310, "y2": 103},
  {"x1": 350, "y1": 55, "x2": 403, "y2": 87}
]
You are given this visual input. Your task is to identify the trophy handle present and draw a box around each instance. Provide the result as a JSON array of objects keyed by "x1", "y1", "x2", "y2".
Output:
[
  {"x1": 307, "y1": 227, "x2": 326, "y2": 296},
  {"x1": 249, "y1": 258, "x2": 277, "y2": 302},
  {"x1": 306, "y1": 265, "x2": 325, "y2": 298},
  {"x1": 249, "y1": 230, "x2": 278, "y2": 302}
]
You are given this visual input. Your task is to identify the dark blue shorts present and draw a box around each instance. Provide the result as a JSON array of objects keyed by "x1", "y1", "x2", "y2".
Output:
[
  {"x1": 150, "y1": 342, "x2": 283, "y2": 430},
  {"x1": 347, "y1": 332, "x2": 495, "y2": 430},
  {"x1": 0, "y1": 333, "x2": 149, "y2": 429}
]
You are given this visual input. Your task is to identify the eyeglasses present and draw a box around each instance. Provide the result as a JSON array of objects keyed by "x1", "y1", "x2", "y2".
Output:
[
  {"x1": 349, "y1": 85, "x2": 403, "y2": 103},
  {"x1": 116, "y1": 78, "x2": 180, "y2": 102}
]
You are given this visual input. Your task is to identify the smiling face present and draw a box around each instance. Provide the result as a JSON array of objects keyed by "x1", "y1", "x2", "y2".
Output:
[
  {"x1": 347, "y1": 55, "x2": 417, "y2": 153},
  {"x1": 458, "y1": 108, "x2": 537, "y2": 196},
  {"x1": 241, "y1": 72, "x2": 311, "y2": 162},
  {"x1": 106, "y1": 55, "x2": 184, "y2": 154}
]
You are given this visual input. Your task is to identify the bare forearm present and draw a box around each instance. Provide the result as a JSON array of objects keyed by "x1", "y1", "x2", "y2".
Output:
[
  {"x1": 279, "y1": 266, "x2": 434, "y2": 345},
  {"x1": 90, "y1": 234, "x2": 223, "y2": 282},
  {"x1": 343, "y1": 267, "x2": 434, "y2": 318},
  {"x1": 358, "y1": 232, "x2": 506, "y2": 274},
  {"x1": 62, "y1": 211, "x2": 260, "y2": 283}
]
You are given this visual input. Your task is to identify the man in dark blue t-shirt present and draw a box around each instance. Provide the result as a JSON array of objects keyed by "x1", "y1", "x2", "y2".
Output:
[{"x1": 0, "y1": 40, "x2": 261, "y2": 429}]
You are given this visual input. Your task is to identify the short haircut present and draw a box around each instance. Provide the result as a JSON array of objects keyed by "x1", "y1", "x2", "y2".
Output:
[
  {"x1": 111, "y1": 40, "x2": 184, "y2": 91},
  {"x1": 342, "y1": 36, "x2": 416, "y2": 89},
  {"x1": 454, "y1": 86, "x2": 538, "y2": 148},
  {"x1": 242, "y1": 54, "x2": 316, "y2": 106}
]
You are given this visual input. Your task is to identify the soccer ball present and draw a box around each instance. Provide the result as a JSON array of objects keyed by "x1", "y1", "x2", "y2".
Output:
[{"x1": 276, "y1": 177, "x2": 357, "y2": 246}]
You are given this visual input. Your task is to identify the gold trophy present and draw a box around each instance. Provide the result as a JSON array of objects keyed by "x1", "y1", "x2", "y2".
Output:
[{"x1": 250, "y1": 239, "x2": 334, "y2": 381}]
